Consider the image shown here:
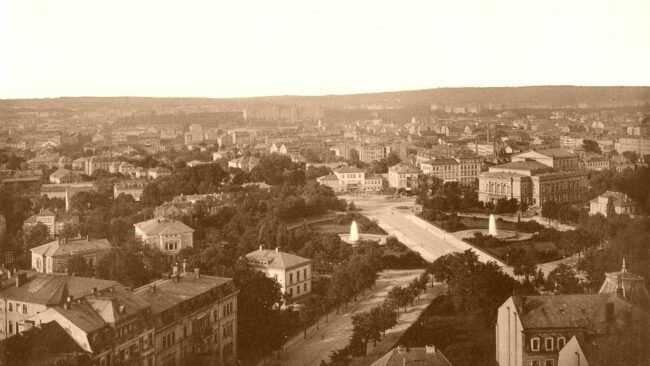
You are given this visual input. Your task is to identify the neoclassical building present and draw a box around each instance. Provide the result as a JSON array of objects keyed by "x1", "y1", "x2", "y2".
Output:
[{"x1": 479, "y1": 160, "x2": 587, "y2": 207}]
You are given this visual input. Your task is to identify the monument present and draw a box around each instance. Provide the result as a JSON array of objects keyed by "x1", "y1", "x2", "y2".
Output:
[{"x1": 349, "y1": 220, "x2": 360, "y2": 242}]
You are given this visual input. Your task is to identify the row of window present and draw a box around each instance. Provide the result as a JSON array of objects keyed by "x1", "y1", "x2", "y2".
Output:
[
  {"x1": 164, "y1": 241, "x2": 179, "y2": 251},
  {"x1": 222, "y1": 301, "x2": 234, "y2": 317},
  {"x1": 531, "y1": 360, "x2": 555, "y2": 366},
  {"x1": 223, "y1": 321, "x2": 234, "y2": 338},
  {"x1": 288, "y1": 268, "x2": 309, "y2": 285},
  {"x1": 7, "y1": 302, "x2": 27, "y2": 314},
  {"x1": 162, "y1": 330, "x2": 176, "y2": 349},
  {"x1": 530, "y1": 335, "x2": 566, "y2": 352},
  {"x1": 287, "y1": 282, "x2": 309, "y2": 297}
]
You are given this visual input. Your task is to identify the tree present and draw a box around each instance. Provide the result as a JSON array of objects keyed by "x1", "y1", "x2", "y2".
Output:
[
  {"x1": 545, "y1": 263, "x2": 583, "y2": 294},
  {"x1": 68, "y1": 254, "x2": 94, "y2": 277},
  {"x1": 386, "y1": 152, "x2": 401, "y2": 166},
  {"x1": 582, "y1": 139, "x2": 602, "y2": 154},
  {"x1": 23, "y1": 223, "x2": 50, "y2": 249}
]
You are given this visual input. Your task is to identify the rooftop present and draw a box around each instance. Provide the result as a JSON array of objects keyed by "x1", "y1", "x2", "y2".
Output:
[
  {"x1": 246, "y1": 247, "x2": 312, "y2": 271},
  {"x1": 132, "y1": 271, "x2": 234, "y2": 314},
  {"x1": 31, "y1": 238, "x2": 111, "y2": 258},
  {"x1": 335, "y1": 166, "x2": 365, "y2": 174},
  {"x1": 134, "y1": 217, "x2": 195, "y2": 235},
  {"x1": 371, "y1": 346, "x2": 452, "y2": 366}
]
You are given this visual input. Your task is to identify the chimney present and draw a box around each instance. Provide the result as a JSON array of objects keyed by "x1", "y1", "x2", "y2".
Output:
[
  {"x1": 91, "y1": 287, "x2": 98, "y2": 295},
  {"x1": 259, "y1": 245, "x2": 263, "y2": 251},
  {"x1": 119, "y1": 305, "x2": 125, "y2": 314},
  {"x1": 397, "y1": 345, "x2": 406, "y2": 354},
  {"x1": 425, "y1": 345, "x2": 436, "y2": 354},
  {"x1": 194, "y1": 268, "x2": 200, "y2": 278},
  {"x1": 63, "y1": 302, "x2": 69, "y2": 310},
  {"x1": 67, "y1": 295, "x2": 73, "y2": 303},
  {"x1": 150, "y1": 284, "x2": 157, "y2": 293},
  {"x1": 275, "y1": 247, "x2": 280, "y2": 253},
  {"x1": 182, "y1": 259, "x2": 187, "y2": 273}
]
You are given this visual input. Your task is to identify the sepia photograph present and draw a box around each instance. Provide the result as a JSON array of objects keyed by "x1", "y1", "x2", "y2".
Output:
[{"x1": 0, "y1": 0, "x2": 649, "y2": 365}]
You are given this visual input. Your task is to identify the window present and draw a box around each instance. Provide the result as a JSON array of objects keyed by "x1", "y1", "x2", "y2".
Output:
[
  {"x1": 297, "y1": 286, "x2": 300, "y2": 295},
  {"x1": 22, "y1": 304, "x2": 27, "y2": 314},
  {"x1": 557, "y1": 337, "x2": 566, "y2": 350},
  {"x1": 8, "y1": 303, "x2": 12, "y2": 312},
  {"x1": 289, "y1": 273, "x2": 293, "y2": 284},
  {"x1": 544, "y1": 361, "x2": 554, "y2": 366},
  {"x1": 8, "y1": 321, "x2": 12, "y2": 334},
  {"x1": 304, "y1": 283, "x2": 308, "y2": 292},
  {"x1": 531, "y1": 337, "x2": 540, "y2": 352},
  {"x1": 289, "y1": 288, "x2": 293, "y2": 297},
  {"x1": 297, "y1": 271, "x2": 300, "y2": 281},
  {"x1": 531, "y1": 361, "x2": 540, "y2": 366},
  {"x1": 304, "y1": 268, "x2": 307, "y2": 279},
  {"x1": 545, "y1": 337, "x2": 554, "y2": 351}
]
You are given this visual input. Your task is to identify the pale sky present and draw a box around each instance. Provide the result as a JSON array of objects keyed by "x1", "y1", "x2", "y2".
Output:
[{"x1": 1, "y1": 0, "x2": 649, "y2": 99}]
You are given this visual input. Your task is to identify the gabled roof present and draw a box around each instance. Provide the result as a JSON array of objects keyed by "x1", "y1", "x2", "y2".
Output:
[
  {"x1": 134, "y1": 217, "x2": 194, "y2": 236},
  {"x1": 246, "y1": 248, "x2": 311, "y2": 271}
]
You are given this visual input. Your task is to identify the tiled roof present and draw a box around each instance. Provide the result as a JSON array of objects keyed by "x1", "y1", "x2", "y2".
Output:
[
  {"x1": 317, "y1": 174, "x2": 339, "y2": 181},
  {"x1": 421, "y1": 159, "x2": 459, "y2": 166},
  {"x1": 134, "y1": 218, "x2": 194, "y2": 235},
  {"x1": 31, "y1": 238, "x2": 111, "y2": 258},
  {"x1": 246, "y1": 248, "x2": 311, "y2": 271},
  {"x1": 514, "y1": 293, "x2": 639, "y2": 329},
  {"x1": 0, "y1": 273, "x2": 121, "y2": 305}
]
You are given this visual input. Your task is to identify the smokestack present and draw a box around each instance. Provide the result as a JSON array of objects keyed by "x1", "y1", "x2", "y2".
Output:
[
  {"x1": 194, "y1": 268, "x2": 200, "y2": 278},
  {"x1": 275, "y1": 247, "x2": 280, "y2": 253},
  {"x1": 259, "y1": 245, "x2": 263, "y2": 251}
]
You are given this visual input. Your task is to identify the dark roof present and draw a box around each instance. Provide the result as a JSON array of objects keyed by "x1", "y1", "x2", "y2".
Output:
[
  {"x1": 335, "y1": 166, "x2": 365, "y2": 173},
  {"x1": 0, "y1": 273, "x2": 121, "y2": 305},
  {"x1": 514, "y1": 293, "x2": 641, "y2": 330},
  {"x1": 535, "y1": 148, "x2": 577, "y2": 158}
]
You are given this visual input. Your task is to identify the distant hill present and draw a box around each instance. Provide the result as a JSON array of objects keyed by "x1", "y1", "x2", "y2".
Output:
[{"x1": 1, "y1": 86, "x2": 649, "y2": 110}]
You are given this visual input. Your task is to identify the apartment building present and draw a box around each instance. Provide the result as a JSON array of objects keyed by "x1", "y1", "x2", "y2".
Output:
[
  {"x1": 133, "y1": 267, "x2": 239, "y2": 366},
  {"x1": 419, "y1": 156, "x2": 481, "y2": 186},
  {"x1": 114, "y1": 179, "x2": 147, "y2": 201},
  {"x1": 316, "y1": 166, "x2": 385, "y2": 193},
  {"x1": 387, "y1": 164, "x2": 420, "y2": 190}
]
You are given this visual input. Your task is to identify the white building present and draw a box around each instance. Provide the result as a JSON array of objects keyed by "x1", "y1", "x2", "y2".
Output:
[
  {"x1": 134, "y1": 218, "x2": 194, "y2": 254},
  {"x1": 387, "y1": 164, "x2": 420, "y2": 190},
  {"x1": 246, "y1": 246, "x2": 312, "y2": 300},
  {"x1": 589, "y1": 191, "x2": 639, "y2": 217},
  {"x1": 316, "y1": 166, "x2": 385, "y2": 193},
  {"x1": 31, "y1": 237, "x2": 111, "y2": 274}
]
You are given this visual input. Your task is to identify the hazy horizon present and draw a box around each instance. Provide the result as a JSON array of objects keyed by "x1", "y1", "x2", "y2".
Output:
[{"x1": 2, "y1": 0, "x2": 649, "y2": 99}]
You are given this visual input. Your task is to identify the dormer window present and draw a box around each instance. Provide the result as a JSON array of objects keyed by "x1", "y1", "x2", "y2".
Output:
[
  {"x1": 545, "y1": 337, "x2": 554, "y2": 351},
  {"x1": 531, "y1": 337, "x2": 540, "y2": 351},
  {"x1": 557, "y1": 337, "x2": 566, "y2": 350}
]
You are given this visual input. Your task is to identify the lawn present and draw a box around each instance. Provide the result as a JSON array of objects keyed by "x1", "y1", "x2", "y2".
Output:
[{"x1": 397, "y1": 295, "x2": 497, "y2": 366}]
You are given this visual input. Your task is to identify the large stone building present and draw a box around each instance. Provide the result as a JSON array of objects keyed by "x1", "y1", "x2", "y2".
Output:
[
  {"x1": 114, "y1": 179, "x2": 147, "y2": 201},
  {"x1": 356, "y1": 144, "x2": 386, "y2": 163},
  {"x1": 85, "y1": 156, "x2": 123, "y2": 175},
  {"x1": 387, "y1": 164, "x2": 420, "y2": 191},
  {"x1": 246, "y1": 246, "x2": 312, "y2": 300},
  {"x1": 31, "y1": 237, "x2": 111, "y2": 274},
  {"x1": 133, "y1": 266, "x2": 239, "y2": 366},
  {"x1": 479, "y1": 160, "x2": 588, "y2": 207},
  {"x1": 316, "y1": 167, "x2": 384, "y2": 193},
  {"x1": 511, "y1": 149, "x2": 579, "y2": 171},
  {"x1": 418, "y1": 156, "x2": 481, "y2": 186},
  {"x1": 495, "y1": 264, "x2": 649, "y2": 366},
  {"x1": 134, "y1": 218, "x2": 194, "y2": 254}
]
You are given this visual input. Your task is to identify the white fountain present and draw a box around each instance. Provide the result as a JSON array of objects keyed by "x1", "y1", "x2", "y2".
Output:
[
  {"x1": 488, "y1": 214, "x2": 498, "y2": 237},
  {"x1": 349, "y1": 220, "x2": 360, "y2": 242}
]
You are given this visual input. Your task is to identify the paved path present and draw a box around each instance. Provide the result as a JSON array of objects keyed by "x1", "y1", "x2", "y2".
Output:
[
  {"x1": 348, "y1": 196, "x2": 572, "y2": 276},
  {"x1": 261, "y1": 269, "x2": 438, "y2": 366}
]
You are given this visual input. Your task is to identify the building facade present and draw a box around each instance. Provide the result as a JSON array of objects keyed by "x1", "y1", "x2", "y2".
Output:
[
  {"x1": 246, "y1": 247, "x2": 312, "y2": 300},
  {"x1": 387, "y1": 164, "x2": 420, "y2": 190},
  {"x1": 31, "y1": 237, "x2": 111, "y2": 274},
  {"x1": 134, "y1": 218, "x2": 195, "y2": 254}
]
